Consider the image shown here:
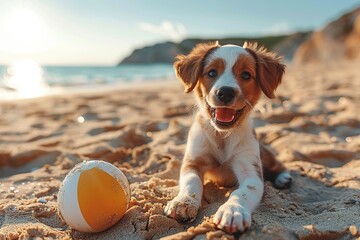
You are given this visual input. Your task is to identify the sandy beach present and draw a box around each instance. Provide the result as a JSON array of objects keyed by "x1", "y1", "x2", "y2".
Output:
[{"x1": 0, "y1": 60, "x2": 359, "y2": 239}]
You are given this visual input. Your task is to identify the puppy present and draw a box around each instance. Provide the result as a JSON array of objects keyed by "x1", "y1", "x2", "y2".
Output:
[{"x1": 164, "y1": 42, "x2": 292, "y2": 233}]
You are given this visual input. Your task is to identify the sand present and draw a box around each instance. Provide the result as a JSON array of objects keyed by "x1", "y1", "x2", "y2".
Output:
[{"x1": 0, "y1": 61, "x2": 359, "y2": 240}]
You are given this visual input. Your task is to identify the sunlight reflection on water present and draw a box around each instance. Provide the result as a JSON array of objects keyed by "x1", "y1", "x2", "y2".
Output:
[{"x1": 3, "y1": 59, "x2": 49, "y2": 98}]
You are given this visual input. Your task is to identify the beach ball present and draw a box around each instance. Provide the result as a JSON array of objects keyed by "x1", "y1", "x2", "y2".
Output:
[{"x1": 58, "y1": 160, "x2": 130, "y2": 232}]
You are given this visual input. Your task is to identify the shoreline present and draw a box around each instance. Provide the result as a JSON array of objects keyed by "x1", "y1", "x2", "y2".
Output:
[{"x1": 0, "y1": 78, "x2": 180, "y2": 103}]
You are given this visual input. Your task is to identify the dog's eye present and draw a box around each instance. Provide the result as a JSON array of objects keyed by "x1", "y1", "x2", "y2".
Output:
[
  {"x1": 207, "y1": 69, "x2": 217, "y2": 78},
  {"x1": 241, "y1": 71, "x2": 251, "y2": 80}
]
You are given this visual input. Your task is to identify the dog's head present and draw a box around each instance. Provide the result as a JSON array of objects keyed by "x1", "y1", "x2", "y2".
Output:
[{"x1": 174, "y1": 42, "x2": 286, "y2": 131}]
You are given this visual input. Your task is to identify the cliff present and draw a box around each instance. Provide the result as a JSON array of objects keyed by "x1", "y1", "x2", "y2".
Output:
[{"x1": 294, "y1": 7, "x2": 360, "y2": 64}]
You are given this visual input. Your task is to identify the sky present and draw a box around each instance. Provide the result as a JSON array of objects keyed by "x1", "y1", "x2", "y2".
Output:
[{"x1": 0, "y1": 0, "x2": 359, "y2": 66}]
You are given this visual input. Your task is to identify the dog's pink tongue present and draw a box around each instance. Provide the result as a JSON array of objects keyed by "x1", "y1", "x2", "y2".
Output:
[{"x1": 215, "y1": 108, "x2": 236, "y2": 122}]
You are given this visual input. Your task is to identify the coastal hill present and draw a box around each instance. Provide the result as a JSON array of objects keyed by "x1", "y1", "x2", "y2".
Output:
[
  {"x1": 119, "y1": 6, "x2": 360, "y2": 65},
  {"x1": 294, "y1": 7, "x2": 360, "y2": 64},
  {"x1": 118, "y1": 32, "x2": 311, "y2": 65}
]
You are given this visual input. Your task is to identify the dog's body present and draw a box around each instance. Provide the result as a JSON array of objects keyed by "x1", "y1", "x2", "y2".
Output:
[{"x1": 165, "y1": 42, "x2": 292, "y2": 233}]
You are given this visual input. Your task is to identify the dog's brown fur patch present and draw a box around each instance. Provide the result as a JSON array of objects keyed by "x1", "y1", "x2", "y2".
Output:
[
  {"x1": 244, "y1": 42, "x2": 286, "y2": 99},
  {"x1": 174, "y1": 42, "x2": 219, "y2": 93}
]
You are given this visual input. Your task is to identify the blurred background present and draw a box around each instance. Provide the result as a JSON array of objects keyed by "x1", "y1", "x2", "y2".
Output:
[{"x1": 0, "y1": 0, "x2": 359, "y2": 99}]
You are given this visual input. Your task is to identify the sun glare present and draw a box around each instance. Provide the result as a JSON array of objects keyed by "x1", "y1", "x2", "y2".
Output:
[
  {"x1": 4, "y1": 59, "x2": 48, "y2": 98},
  {"x1": 0, "y1": 7, "x2": 50, "y2": 54}
]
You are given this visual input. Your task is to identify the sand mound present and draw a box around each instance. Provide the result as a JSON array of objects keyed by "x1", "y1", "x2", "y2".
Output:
[{"x1": 0, "y1": 62, "x2": 359, "y2": 239}]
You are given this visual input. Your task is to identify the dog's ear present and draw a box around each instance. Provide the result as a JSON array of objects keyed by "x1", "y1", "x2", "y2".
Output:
[
  {"x1": 244, "y1": 42, "x2": 286, "y2": 99},
  {"x1": 174, "y1": 42, "x2": 219, "y2": 93}
]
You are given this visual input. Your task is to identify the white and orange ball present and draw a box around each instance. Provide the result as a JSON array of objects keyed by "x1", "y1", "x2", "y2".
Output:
[{"x1": 58, "y1": 160, "x2": 130, "y2": 232}]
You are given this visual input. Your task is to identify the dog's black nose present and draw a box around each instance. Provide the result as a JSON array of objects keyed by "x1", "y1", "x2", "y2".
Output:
[{"x1": 216, "y1": 87, "x2": 236, "y2": 104}]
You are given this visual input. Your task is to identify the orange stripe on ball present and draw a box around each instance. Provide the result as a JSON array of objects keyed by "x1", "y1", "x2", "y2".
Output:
[{"x1": 77, "y1": 167, "x2": 127, "y2": 231}]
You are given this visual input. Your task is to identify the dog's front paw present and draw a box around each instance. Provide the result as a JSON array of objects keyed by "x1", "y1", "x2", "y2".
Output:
[
  {"x1": 165, "y1": 194, "x2": 200, "y2": 222},
  {"x1": 213, "y1": 202, "x2": 251, "y2": 233}
]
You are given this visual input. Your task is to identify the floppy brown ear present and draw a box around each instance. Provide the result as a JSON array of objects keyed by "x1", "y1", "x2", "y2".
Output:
[
  {"x1": 244, "y1": 42, "x2": 286, "y2": 99},
  {"x1": 174, "y1": 42, "x2": 219, "y2": 93}
]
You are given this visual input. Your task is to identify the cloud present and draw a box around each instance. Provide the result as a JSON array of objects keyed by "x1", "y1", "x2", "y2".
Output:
[
  {"x1": 138, "y1": 20, "x2": 186, "y2": 42},
  {"x1": 264, "y1": 22, "x2": 291, "y2": 35}
]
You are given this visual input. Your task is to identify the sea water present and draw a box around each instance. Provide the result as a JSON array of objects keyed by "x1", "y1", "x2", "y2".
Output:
[{"x1": 0, "y1": 63, "x2": 175, "y2": 99}]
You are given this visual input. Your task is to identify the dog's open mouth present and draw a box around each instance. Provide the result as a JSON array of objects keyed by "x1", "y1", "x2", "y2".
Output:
[{"x1": 206, "y1": 102, "x2": 244, "y2": 128}]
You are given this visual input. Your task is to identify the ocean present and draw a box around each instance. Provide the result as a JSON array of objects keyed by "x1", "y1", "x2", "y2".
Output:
[{"x1": 0, "y1": 62, "x2": 175, "y2": 100}]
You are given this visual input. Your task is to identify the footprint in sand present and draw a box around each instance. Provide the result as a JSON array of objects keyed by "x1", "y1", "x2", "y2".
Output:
[
  {"x1": 108, "y1": 127, "x2": 152, "y2": 148},
  {"x1": 87, "y1": 125, "x2": 125, "y2": 136},
  {"x1": 0, "y1": 150, "x2": 60, "y2": 178}
]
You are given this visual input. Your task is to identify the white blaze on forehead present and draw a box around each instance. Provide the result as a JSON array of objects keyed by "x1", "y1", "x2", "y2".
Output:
[
  {"x1": 205, "y1": 45, "x2": 250, "y2": 90},
  {"x1": 206, "y1": 44, "x2": 249, "y2": 67}
]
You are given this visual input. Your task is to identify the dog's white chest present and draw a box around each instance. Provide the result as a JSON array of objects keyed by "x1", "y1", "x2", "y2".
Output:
[{"x1": 209, "y1": 133, "x2": 244, "y2": 164}]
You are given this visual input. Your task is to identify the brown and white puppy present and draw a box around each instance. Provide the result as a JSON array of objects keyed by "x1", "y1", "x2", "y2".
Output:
[{"x1": 165, "y1": 42, "x2": 292, "y2": 233}]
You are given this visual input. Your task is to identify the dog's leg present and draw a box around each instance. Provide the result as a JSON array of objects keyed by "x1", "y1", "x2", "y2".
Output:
[
  {"x1": 164, "y1": 163, "x2": 203, "y2": 222},
  {"x1": 214, "y1": 156, "x2": 264, "y2": 233},
  {"x1": 260, "y1": 144, "x2": 292, "y2": 189},
  {"x1": 165, "y1": 121, "x2": 211, "y2": 222}
]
